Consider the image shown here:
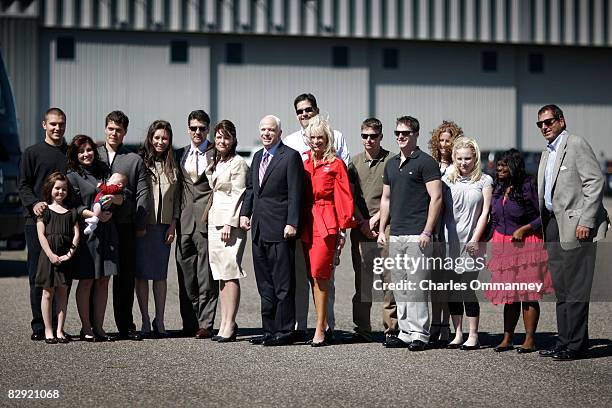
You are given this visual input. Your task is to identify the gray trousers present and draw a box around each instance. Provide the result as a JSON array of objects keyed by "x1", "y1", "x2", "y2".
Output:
[
  {"x1": 176, "y1": 230, "x2": 219, "y2": 332},
  {"x1": 294, "y1": 239, "x2": 335, "y2": 331},
  {"x1": 389, "y1": 235, "x2": 431, "y2": 343}
]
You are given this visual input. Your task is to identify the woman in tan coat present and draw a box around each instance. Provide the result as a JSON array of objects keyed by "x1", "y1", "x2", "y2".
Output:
[
  {"x1": 206, "y1": 120, "x2": 249, "y2": 342},
  {"x1": 135, "y1": 120, "x2": 180, "y2": 337}
]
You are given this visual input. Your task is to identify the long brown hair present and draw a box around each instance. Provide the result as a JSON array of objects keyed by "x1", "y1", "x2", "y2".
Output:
[
  {"x1": 66, "y1": 134, "x2": 108, "y2": 179},
  {"x1": 211, "y1": 120, "x2": 238, "y2": 173},
  {"x1": 140, "y1": 120, "x2": 177, "y2": 183},
  {"x1": 42, "y1": 172, "x2": 73, "y2": 205},
  {"x1": 428, "y1": 120, "x2": 464, "y2": 162}
]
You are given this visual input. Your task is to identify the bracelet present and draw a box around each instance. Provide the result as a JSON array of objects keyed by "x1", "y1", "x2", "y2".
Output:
[{"x1": 421, "y1": 231, "x2": 432, "y2": 237}]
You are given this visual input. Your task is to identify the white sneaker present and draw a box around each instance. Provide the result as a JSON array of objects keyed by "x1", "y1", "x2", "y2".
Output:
[{"x1": 84, "y1": 216, "x2": 99, "y2": 235}]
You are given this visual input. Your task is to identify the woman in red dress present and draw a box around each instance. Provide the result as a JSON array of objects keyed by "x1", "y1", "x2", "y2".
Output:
[{"x1": 301, "y1": 115, "x2": 355, "y2": 347}]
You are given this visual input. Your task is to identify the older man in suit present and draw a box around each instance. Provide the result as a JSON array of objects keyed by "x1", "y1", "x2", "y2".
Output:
[
  {"x1": 240, "y1": 115, "x2": 304, "y2": 346},
  {"x1": 536, "y1": 104, "x2": 609, "y2": 360},
  {"x1": 175, "y1": 110, "x2": 218, "y2": 339}
]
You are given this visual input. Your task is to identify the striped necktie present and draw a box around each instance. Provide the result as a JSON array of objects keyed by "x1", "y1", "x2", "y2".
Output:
[{"x1": 259, "y1": 151, "x2": 270, "y2": 186}]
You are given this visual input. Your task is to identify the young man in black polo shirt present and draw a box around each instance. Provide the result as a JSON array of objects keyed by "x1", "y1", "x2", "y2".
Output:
[
  {"x1": 378, "y1": 116, "x2": 442, "y2": 351},
  {"x1": 18, "y1": 107, "x2": 69, "y2": 341}
]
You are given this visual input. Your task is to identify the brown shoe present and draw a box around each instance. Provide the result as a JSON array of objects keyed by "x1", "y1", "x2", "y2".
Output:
[{"x1": 195, "y1": 328, "x2": 211, "y2": 339}]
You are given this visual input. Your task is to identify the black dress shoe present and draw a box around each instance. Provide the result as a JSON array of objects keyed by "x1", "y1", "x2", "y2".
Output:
[
  {"x1": 516, "y1": 346, "x2": 536, "y2": 354},
  {"x1": 293, "y1": 330, "x2": 308, "y2": 343},
  {"x1": 552, "y1": 349, "x2": 586, "y2": 361},
  {"x1": 217, "y1": 326, "x2": 238, "y2": 343},
  {"x1": 45, "y1": 337, "x2": 58, "y2": 344},
  {"x1": 195, "y1": 328, "x2": 212, "y2": 339},
  {"x1": 494, "y1": 345, "x2": 514, "y2": 352},
  {"x1": 31, "y1": 331, "x2": 45, "y2": 341},
  {"x1": 324, "y1": 328, "x2": 335, "y2": 344},
  {"x1": 408, "y1": 340, "x2": 426, "y2": 351},
  {"x1": 384, "y1": 336, "x2": 409, "y2": 348},
  {"x1": 118, "y1": 330, "x2": 142, "y2": 341},
  {"x1": 250, "y1": 335, "x2": 271, "y2": 345},
  {"x1": 344, "y1": 332, "x2": 374, "y2": 344},
  {"x1": 539, "y1": 346, "x2": 566, "y2": 357},
  {"x1": 93, "y1": 330, "x2": 116, "y2": 342},
  {"x1": 263, "y1": 335, "x2": 294, "y2": 347}
]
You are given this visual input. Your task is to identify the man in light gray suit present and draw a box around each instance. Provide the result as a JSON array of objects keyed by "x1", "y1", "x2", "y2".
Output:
[
  {"x1": 175, "y1": 110, "x2": 218, "y2": 338},
  {"x1": 536, "y1": 104, "x2": 609, "y2": 360}
]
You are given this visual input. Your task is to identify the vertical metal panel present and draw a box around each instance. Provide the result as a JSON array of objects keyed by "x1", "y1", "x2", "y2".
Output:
[
  {"x1": 433, "y1": 0, "x2": 444, "y2": 40},
  {"x1": 495, "y1": 0, "x2": 505, "y2": 41},
  {"x1": 185, "y1": 0, "x2": 198, "y2": 31},
  {"x1": 371, "y1": 0, "x2": 382, "y2": 37},
  {"x1": 564, "y1": 0, "x2": 575, "y2": 45},
  {"x1": 0, "y1": 18, "x2": 40, "y2": 148},
  {"x1": 98, "y1": 0, "x2": 110, "y2": 28},
  {"x1": 418, "y1": 0, "x2": 428, "y2": 39},
  {"x1": 221, "y1": 0, "x2": 233, "y2": 32},
  {"x1": 593, "y1": 0, "x2": 604, "y2": 45},
  {"x1": 609, "y1": 0, "x2": 612, "y2": 45},
  {"x1": 449, "y1": 0, "x2": 461, "y2": 40},
  {"x1": 579, "y1": 0, "x2": 589, "y2": 45},
  {"x1": 152, "y1": 0, "x2": 163, "y2": 25},
  {"x1": 81, "y1": 0, "x2": 93, "y2": 27},
  {"x1": 386, "y1": 0, "x2": 398, "y2": 38},
  {"x1": 402, "y1": 0, "x2": 414, "y2": 39},
  {"x1": 272, "y1": 0, "x2": 284, "y2": 32},
  {"x1": 239, "y1": 0, "x2": 251, "y2": 30},
  {"x1": 45, "y1": 0, "x2": 57, "y2": 26},
  {"x1": 510, "y1": 0, "x2": 520, "y2": 42},
  {"x1": 63, "y1": 0, "x2": 75, "y2": 27},
  {"x1": 204, "y1": 0, "x2": 215, "y2": 28},
  {"x1": 322, "y1": 0, "x2": 333, "y2": 34},
  {"x1": 117, "y1": 0, "x2": 129, "y2": 26},
  {"x1": 480, "y1": 0, "x2": 491, "y2": 42},
  {"x1": 354, "y1": 0, "x2": 365, "y2": 37},
  {"x1": 464, "y1": 0, "x2": 476, "y2": 40},
  {"x1": 549, "y1": 0, "x2": 561, "y2": 44},
  {"x1": 170, "y1": 0, "x2": 181, "y2": 30},
  {"x1": 337, "y1": 0, "x2": 349, "y2": 36},
  {"x1": 534, "y1": 0, "x2": 545, "y2": 43}
]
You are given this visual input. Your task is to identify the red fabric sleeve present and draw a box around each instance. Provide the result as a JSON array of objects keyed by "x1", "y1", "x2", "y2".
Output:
[
  {"x1": 333, "y1": 160, "x2": 357, "y2": 229},
  {"x1": 98, "y1": 183, "x2": 123, "y2": 195}
]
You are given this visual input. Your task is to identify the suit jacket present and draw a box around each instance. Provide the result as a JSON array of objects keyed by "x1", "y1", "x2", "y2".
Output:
[
  {"x1": 240, "y1": 142, "x2": 304, "y2": 242},
  {"x1": 537, "y1": 133, "x2": 609, "y2": 249},
  {"x1": 175, "y1": 142, "x2": 215, "y2": 235},
  {"x1": 206, "y1": 154, "x2": 249, "y2": 228}
]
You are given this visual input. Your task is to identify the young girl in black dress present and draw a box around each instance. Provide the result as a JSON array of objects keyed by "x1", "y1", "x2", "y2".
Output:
[{"x1": 36, "y1": 172, "x2": 80, "y2": 344}]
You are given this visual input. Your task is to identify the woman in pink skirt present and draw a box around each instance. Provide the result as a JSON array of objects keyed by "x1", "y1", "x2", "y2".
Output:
[{"x1": 485, "y1": 149, "x2": 553, "y2": 353}]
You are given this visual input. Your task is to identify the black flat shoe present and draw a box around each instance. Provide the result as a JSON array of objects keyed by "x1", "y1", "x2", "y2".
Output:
[
  {"x1": 57, "y1": 336, "x2": 70, "y2": 344},
  {"x1": 45, "y1": 337, "x2": 58, "y2": 344},
  {"x1": 211, "y1": 335, "x2": 222, "y2": 341},
  {"x1": 79, "y1": 329, "x2": 97, "y2": 342},
  {"x1": 460, "y1": 343, "x2": 481, "y2": 351},
  {"x1": 494, "y1": 345, "x2": 514, "y2": 352},
  {"x1": 516, "y1": 346, "x2": 536, "y2": 354},
  {"x1": 93, "y1": 330, "x2": 115, "y2": 342}
]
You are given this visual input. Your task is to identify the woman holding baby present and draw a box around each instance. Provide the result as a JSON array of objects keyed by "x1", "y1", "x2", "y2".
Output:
[{"x1": 66, "y1": 134, "x2": 123, "y2": 341}]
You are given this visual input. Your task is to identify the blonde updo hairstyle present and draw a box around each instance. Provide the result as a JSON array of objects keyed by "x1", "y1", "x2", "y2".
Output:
[
  {"x1": 447, "y1": 136, "x2": 483, "y2": 183},
  {"x1": 304, "y1": 115, "x2": 337, "y2": 164}
]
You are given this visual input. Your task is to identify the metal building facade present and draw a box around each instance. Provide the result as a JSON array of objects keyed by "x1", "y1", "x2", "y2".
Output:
[{"x1": 2, "y1": 0, "x2": 611, "y2": 155}]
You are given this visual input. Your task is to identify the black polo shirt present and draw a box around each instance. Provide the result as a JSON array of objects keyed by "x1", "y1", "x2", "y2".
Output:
[{"x1": 383, "y1": 147, "x2": 440, "y2": 236}]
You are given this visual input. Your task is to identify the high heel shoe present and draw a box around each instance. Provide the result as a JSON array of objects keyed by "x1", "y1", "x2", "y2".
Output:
[
  {"x1": 217, "y1": 324, "x2": 238, "y2": 343},
  {"x1": 152, "y1": 318, "x2": 167, "y2": 339},
  {"x1": 79, "y1": 329, "x2": 97, "y2": 342}
]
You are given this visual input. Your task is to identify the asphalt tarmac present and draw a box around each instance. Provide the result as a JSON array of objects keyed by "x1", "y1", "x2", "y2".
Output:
[{"x1": 1, "y1": 202, "x2": 612, "y2": 407}]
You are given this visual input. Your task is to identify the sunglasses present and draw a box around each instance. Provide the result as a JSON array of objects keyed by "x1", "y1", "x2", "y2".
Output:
[
  {"x1": 189, "y1": 126, "x2": 208, "y2": 132},
  {"x1": 296, "y1": 107, "x2": 315, "y2": 115},
  {"x1": 394, "y1": 130, "x2": 416, "y2": 137},
  {"x1": 361, "y1": 133, "x2": 380, "y2": 140},
  {"x1": 536, "y1": 117, "x2": 558, "y2": 128}
]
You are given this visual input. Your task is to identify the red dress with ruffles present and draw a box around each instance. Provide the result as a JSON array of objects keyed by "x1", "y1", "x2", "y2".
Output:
[
  {"x1": 485, "y1": 190, "x2": 554, "y2": 304},
  {"x1": 301, "y1": 152, "x2": 355, "y2": 280}
]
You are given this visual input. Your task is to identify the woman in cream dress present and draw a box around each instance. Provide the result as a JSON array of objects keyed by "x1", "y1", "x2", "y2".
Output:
[{"x1": 206, "y1": 120, "x2": 249, "y2": 342}]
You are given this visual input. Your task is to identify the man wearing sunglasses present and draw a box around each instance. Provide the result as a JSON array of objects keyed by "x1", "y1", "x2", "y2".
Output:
[
  {"x1": 536, "y1": 104, "x2": 608, "y2": 361},
  {"x1": 175, "y1": 110, "x2": 218, "y2": 339},
  {"x1": 346, "y1": 118, "x2": 398, "y2": 344},
  {"x1": 283, "y1": 93, "x2": 350, "y2": 342},
  {"x1": 377, "y1": 116, "x2": 442, "y2": 351}
]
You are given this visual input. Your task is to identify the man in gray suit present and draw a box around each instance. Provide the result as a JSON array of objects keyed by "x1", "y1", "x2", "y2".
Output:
[
  {"x1": 536, "y1": 104, "x2": 609, "y2": 360},
  {"x1": 175, "y1": 110, "x2": 218, "y2": 338}
]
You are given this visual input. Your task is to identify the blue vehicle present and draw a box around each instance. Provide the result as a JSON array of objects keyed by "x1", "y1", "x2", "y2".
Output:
[{"x1": 0, "y1": 51, "x2": 24, "y2": 249}]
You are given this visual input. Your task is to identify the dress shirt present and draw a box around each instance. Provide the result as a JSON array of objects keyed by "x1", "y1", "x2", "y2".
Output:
[
  {"x1": 185, "y1": 142, "x2": 209, "y2": 180},
  {"x1": 544, "y1": 130, "x2": 567, "y2": 211},
  {"x1": 283, "y1": 128, "x2": 350, "y2": 165}
]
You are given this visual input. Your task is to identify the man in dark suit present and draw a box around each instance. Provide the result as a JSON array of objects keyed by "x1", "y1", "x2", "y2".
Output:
[
  {"x1": 536, "y1": 104, "x2": 609, "y2": 360},
  {"x1": 240, "y1": 115, "x2": 303, "y2": 346},
  {"x1": 175, "y1": 110, "x2": 218, "y2": 339}
]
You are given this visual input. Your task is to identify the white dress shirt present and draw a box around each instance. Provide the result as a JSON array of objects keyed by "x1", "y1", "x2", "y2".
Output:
[
  {"x1": 544, "y1": 130, "x2": 567, "y2": 211},
  {"x1": 283, "y1": 128, "x2": 350, "y2": 165}
]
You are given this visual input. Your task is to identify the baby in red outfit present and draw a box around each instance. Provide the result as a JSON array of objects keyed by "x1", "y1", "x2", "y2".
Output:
[{"x1": 84, "y1": 172, "x2": 127, "y2": 235}]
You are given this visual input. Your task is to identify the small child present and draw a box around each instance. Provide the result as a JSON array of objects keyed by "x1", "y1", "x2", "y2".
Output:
[
  {"x1": 36, "y1": 172, "x2": 80, "y2": 344},
  {"x1": 84, "y1": 172, "x2": 127, "y2": 235}
]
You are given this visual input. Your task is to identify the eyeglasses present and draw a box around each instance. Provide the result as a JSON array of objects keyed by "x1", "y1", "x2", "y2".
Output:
[
  {"x1": 394, "y1": 130, "x2": 416, "y2": 137},
  {"x1": 189, "y1": 126, "x2": 208, "y2": 132},
  {"x1": 536, "y1": 117, "x2": 558, "y2": 128},
  {"x1": 361, "y1": 133, "x2": 380, "y2": 140},
  {"x1": 296, "y1": 107, "x2": 315, "y2": 115}
]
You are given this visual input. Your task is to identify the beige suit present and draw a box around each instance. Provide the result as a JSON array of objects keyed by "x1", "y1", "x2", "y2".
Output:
[
  {"x1": 206, "y1": 155, "x2": 249, "y2": 280},
  {"x1": 537, "y1": 133, "x2": 608, "y2": 250}
]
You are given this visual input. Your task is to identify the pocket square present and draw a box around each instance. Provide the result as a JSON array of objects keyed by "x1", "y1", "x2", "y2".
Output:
[{"x1": 560, "y1": 165, "x2": 567, "y2": 171}]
